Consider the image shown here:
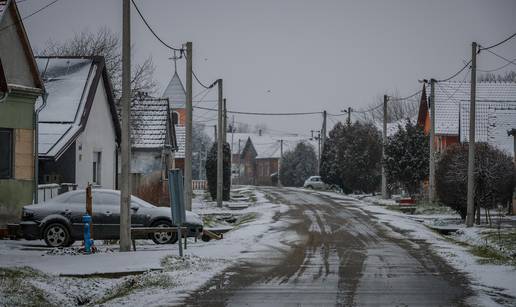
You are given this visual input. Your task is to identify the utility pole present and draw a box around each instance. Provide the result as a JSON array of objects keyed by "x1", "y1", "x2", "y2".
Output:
[
  {"x1": 381, "y1": 95, "x2": 388, "y2": 199},
  {"x1": 429, "y1": 79, "x2": 436, "y2": 202},
  {"x1": 119, "y1": 0, "x2": 131, "y2": 252},
  {"x1": 278, "y1": 139, "x2": 283, "y2": 186},
  {"x1": 347, "y1": 107, "x2": 352, "y2": 125},
  {"x1": 466, "y1": 42, "x2": 477, "y2": 227},
  {"x1": 237, "y1": 139, "x2": 242, "y2": 183},
  {"x1": 223, "y1": 98, "x2": 227, "y2": 144},
  {"x1": 322, "y1": 110, "x2": 327, "y2": 150},
  {"x1": 184, "y1": 42, "x2": 193, "y2": 211},
  {"x1": 217, "y1": 79, "x2": 223, "y2": 207},
  {"x1": 213, "y1": 125, "x2": 217, "y2": 142}
]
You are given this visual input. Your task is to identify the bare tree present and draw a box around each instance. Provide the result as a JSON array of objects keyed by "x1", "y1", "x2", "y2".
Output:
[
  {"x1": 38, "y1": 27, "x2": 158, "y2": 99},
  {"x1": 359, "y1": 90, "x2": 419, "y2": 125},
  {"x1": 253, "y1": 123, "x2": 268, "y2": 134},
  {"x1": 479, "y1": 71, "x2": 516, "y2": 83}
]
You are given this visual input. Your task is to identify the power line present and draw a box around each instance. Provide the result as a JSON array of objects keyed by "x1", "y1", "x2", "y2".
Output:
[
  {"x1": 478, "y1": 58, "x2": 516, "y2": 73},
  {"x1": 389, "y1": 89, "x2": 422, "y2": 101},
  {"x1": 0, "y1": 0, "x2": 59, "y2": 32},
  {"x1": 479, "y1": 32, "x2": 516, "y2": 51},
  {"x1": 483, "y1": 49, "x2": 516, "y2": 67},
  {"x1": 194, "y1": 105, "x2": 322, "y2": 116},
  {"x1": 193, "y1": 70, "x2": 216, "y2": 89},
  {"x1": 436, "y1": 60, "x2": 472, "y2": 83},
  {"x1": 130, "y1": 0, "x2": 183, "y2": 51}
]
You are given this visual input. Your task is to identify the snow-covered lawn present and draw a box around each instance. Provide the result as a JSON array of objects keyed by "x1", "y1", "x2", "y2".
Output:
[
  {"x1": 0, "y1": 188, "x2": 294, "y2": 306},
  {"x1": 312, "y1": 190, "x2": 516, "y2": 306}
]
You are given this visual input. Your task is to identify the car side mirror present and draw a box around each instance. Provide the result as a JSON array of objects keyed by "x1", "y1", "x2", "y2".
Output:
[{"x1": 131, "y1": 205, "x2": 139, "y2": 211}]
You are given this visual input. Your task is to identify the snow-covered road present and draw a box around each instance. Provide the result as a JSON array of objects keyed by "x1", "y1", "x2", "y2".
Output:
[{"x1": 186, "y1": 187, "x2": 515, "y2": 307}]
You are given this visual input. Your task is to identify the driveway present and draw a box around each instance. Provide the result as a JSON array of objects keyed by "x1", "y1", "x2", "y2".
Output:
[{"x1": 184, "y1": 187, "x2": 472, "y2": 306}]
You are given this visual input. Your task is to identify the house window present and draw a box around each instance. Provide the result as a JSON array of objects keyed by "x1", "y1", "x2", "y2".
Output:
[
  {"x1": 0, "y1": 128, "x2": 13, "y2": 179},
  {"x1": 92, "y1": 152, "x2": 101, "y2": 185}
]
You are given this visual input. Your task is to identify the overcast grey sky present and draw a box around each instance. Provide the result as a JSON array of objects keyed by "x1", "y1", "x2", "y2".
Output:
[{"x1": 19, "y1": 0, "x2": 516, "y2": 136}]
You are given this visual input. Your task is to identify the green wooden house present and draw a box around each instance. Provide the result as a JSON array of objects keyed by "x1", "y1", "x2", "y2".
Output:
[{"x1": 0, "y1": 0, "x2": 44, "y2": 224}]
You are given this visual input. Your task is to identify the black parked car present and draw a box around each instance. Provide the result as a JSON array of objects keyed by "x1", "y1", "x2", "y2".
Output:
[{"x1": 20, "y1": 189, "x2": 203, "y2": 247}]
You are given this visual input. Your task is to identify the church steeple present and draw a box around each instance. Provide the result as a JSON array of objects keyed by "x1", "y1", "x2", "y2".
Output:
[{"x1": 162, "y1": 52, "x2": 186, "y2": 109}]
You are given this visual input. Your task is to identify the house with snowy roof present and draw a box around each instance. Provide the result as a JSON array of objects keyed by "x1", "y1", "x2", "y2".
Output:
[
  {"x1": 36, "y1": 56, "x2": 121, "y2": 190},
  {"x1": 0, "y1": 0, "x2": 44, "y2": 223},
  {"x1": 231, "y1": 131, "x2": 318, "y2": 185},
  {"x1": 130, "y1": 97, "x2": 177, "y2": 176},
  {"x1": 162, "y1": 69, "x2": 186, "y2": 171},
  {"x1": 417, "y1": 81, "x2": 516, "y2": 156}
]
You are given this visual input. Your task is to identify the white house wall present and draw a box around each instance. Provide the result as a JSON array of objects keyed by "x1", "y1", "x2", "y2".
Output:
[{"x1": 75, "y1": 80, "x2": 117, "y2": 189}]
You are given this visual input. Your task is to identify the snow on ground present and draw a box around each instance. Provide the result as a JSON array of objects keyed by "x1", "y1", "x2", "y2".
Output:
[
  {"x1": 314, "y1": 190, "x2": 516, "y2": 307},
  {"x1": 0, "y1": 188, "x2": 296, "y2": 306}
]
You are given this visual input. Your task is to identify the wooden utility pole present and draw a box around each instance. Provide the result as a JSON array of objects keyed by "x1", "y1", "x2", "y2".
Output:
[
  {"x1": 381, "y1": 95, "x2": 388, "y2": 199},
  {"x1": 213, "y1": 125, "x2": 217, "y2": 142},
  {"x1": 429, "y1": 79, "x2": 436, "y2": 202},
  {"x1": 184, "y1": 42, "x2": 193, "y2": 211},
  {"x1": 322, "y1": 110, "x2": 327, "y2": 149},
  {"x1": 347, "y1": 107, "x2": 352, "y2": 125},
  {"x1": 466, "y1": 42, "x2": 477, "y2": 227},
  {"x1": 119, "y1": 0, "x2": 131, "y2": 252},
  {"x1": 223, "y1": 98, "x2": 227, "y2": 144},
  {"x1": 86, "y1": 183, "x2": 93, "y2": 237},
  {"x1": 278, "y1": 139, "x2": 283, "y2": 186},
  {"x1": 217, "y1": 79, "x2": 223, "y2": 207}
]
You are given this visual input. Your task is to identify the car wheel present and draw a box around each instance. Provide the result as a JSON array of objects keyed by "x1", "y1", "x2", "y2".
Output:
[
  {"x1": 306, "y1": 185, "x2": 313, "y2": 189},
  {"x1": 43, "y1": 223, "x2": 71, "y2": 247},
  {"x1": 150, "y1": 221, "x2": 178, "y2": 245}
]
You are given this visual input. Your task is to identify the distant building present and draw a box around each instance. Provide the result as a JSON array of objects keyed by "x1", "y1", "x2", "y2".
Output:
[
  {"x1": 36, "y1": 56, "x2": 121, "y2": 190},
  {"x1": 162, "y1": 70, "x2": 186, "y2": 171},
  {"x1": 231, "y1": 132, "x2": 318, "y2": 186},
  {"x1": 0, "y1": 0, "x2": 44, "y2": 223},
  {"x1": 417, "y1": 81, "x2": 516, "y2": 156},
  {"x1": 130, "y1": 97, "x2": 177, "y2": 176}
]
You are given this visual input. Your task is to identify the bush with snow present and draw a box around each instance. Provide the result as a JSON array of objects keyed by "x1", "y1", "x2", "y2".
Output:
[{"x1": 436, "y1": 142, "x2": 515, "y2": 219}]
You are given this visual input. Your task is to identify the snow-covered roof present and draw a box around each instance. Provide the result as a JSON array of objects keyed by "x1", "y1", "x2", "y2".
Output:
[
  {"x1": 0, "y1": 1, "x2": 7, "y2": 20},
  {"x1": 36, "y1": 57, "x2": 121, "y2": 159},
  {"x1": 231, "y1": 132, "x2": 317, "y2": 159},
  {"x1": 162, "y1": 72, "x2": 186, "y2": 109},
  {"x1": 427, "y1": 81, "x2": 516, "y2": 156},
  {"x1": 131, "y1": 98, "x2": 173, "y2": 149},
  {"x1": 175, "y1": 125, "x2": 185, "y2": 158}
]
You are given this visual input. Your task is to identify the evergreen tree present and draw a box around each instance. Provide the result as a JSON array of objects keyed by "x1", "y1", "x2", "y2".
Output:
[
  {"x1": 280, "y1": 142, "x2": 318, "y2": 187},
  {"x1": 383, "y1": 120, "x2": 429, "y2": 196},
  {"x1": 205, "y1": 142, "x2": 231, "y2": 201},
  {"x1": 320, "y1": 122, "x2": 382, "y2": 193}
]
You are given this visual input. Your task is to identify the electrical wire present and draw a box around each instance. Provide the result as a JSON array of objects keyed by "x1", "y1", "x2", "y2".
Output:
[
  {"x1": 193, "y1": 70, "x2": 216, "y2": 89},
  {"x1": 0, "y1": 0, "x2": 59, "y2": 32},
  {"x1": 130, "y1": 0, "x2": 183, "y2": 51},
  {"x1": 483, "y1": 49, "x2": 516, "y2": 67},
  {"x1": 389, "y1": 89, "x2": 423, "y2": 101},
  {"x1": 436, "y1": 60, "x2": 472, "y2": 83},
  {"x1": 194, "y1": 106, "x2": 323, "y2": 116},
  {"x1": 435, "y1": 70, "x2": 470, "y2": 105},
  {"x1": 479, "y1": 32, "x2": 516, "y2": 51},
  {"x1": 478, "y1": 59, "x2": 516, "y2": 73}
]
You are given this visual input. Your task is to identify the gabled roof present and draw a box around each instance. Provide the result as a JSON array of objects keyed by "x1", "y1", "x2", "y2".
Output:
[
  {"x1": 131, "y1": 97, "x2": 176, "y2": 150},
  {"x1": 162, "y1": 72, "x2": 186, "y2": 109},
  {"x1": 36, "y1": 56, "x2": 121, "y2": 159},
  {"x1": 0, "y1": 0, "x2": 43, "y2": 91},
  {"x1": 233, "y1": 132, "x2": 318, "y2": 159},
  {"x1": 419, "y1": 81, "x2": 516, "y2": 156}
]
